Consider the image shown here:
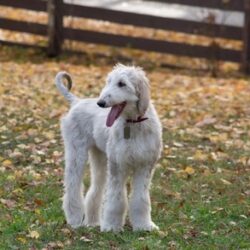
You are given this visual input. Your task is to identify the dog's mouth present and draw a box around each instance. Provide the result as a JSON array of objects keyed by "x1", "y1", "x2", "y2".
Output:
[{"x1": 106, "y1": 102, "x2": 126, "y2": 127}]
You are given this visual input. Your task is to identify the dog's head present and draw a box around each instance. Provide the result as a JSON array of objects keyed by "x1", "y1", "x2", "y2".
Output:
[{"x1": 97, "y1": 64, "x2": 150, "y2": 127}]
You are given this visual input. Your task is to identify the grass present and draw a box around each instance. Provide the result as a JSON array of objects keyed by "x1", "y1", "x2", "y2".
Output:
[{"x1": 0, "y1": 46, "x2": 249, "y2": 250}]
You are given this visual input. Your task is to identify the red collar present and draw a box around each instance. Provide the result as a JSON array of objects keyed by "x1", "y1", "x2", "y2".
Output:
[{"x1": 126, "y1": 116, "x2": 148, "y2": 123}]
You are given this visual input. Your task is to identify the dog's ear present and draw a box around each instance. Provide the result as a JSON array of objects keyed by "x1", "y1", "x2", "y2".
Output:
[
  {"x1": 136, "y1": 69, "x2": 150, "y2": 116},
  {"x1": 114, "y1": 63, "x2": 126, "y2": 71}
]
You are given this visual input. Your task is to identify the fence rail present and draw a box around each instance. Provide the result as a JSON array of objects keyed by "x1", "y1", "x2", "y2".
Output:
[
  {"x1": 0, "y1": 0, "x2": 249, "y2": 72},
  {"x1": 64, "y1": 28, "x2": 241, "y2": 62},
  {"x1": 63, "y1": 4, "x2": 242, "y2": 40},
  {"x1": 0, "y1": 0, "x2": 46, "y2": 11},
  {"x1": 143, "y1": 0, "x2": 245, "y2": 11},
  {"x1": 0, "y1": 18, "x2": 47, "y2": 35}
]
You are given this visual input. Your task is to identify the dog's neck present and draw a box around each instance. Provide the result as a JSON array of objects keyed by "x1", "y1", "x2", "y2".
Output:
[
  {"x1": 121, "y1": 102, "x2": 148, "y2": 122},
  {"x1": 126, "y1": 116, "x2": 148, "y2": 123},
  {"x1": 119, "y1": 103, "x2": 149, "y2": 139}
]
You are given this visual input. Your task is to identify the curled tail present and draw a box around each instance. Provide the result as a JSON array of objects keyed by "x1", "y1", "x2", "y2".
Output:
[{"x1": 55, "y1": 72, "x2": 79, "y2": 104}]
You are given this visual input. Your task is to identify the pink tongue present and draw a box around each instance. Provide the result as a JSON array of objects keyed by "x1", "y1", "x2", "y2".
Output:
[{"x1": 106, "y1": 104, "x2": 124, "y2": 127}]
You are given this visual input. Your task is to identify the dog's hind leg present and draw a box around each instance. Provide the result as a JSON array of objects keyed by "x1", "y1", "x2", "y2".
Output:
[
  {"x1": 84, "y1": 146, "x2": 107, "y2": 227},
  {"x1": 61, "y1": 118, "x2": 89, "y2": 228}
]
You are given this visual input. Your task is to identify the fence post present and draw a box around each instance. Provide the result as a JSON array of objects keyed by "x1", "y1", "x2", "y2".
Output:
[
  {"x1": 242, "y1": 0, "x2": 250, "y2": 73},
  {"x1": 47, "y1": 0, "x2": 63, "y2": 57}
]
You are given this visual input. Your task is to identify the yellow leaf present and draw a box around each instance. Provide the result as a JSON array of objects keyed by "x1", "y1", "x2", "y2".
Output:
[
  {"x1": 209, "y1": 133, "x2": 228, "y2": 143},
  {"x1": 7, "y1": 175, "x2": 15, "y2": 181},
  {"x1": 193, "y1": 150, "x2": 208, "y2": 161},
  {"x1": 13, "y1": 188, "x2": 23, "y2": 194},
  {"x1": 29, "y1": 230, "x2": 40, "y2": 239},
  {"x1": 35, "y1": 209, "x2": 41, "y2": 215},
  {"x1": 44, "y1": 131, "x2": 55, "y2": 140},
  {"x1": 14, "y1": 170, "x2": 23, "y2": 179},
  {"x1": 17, "y1": 237, "x2": 27, "y2": 244},
  {"x1": 184, "y1": 166, "x2": 195, "y2": 175},
  {"x1": 2, "y1": 160, "x2": 12, "y2": 167}
]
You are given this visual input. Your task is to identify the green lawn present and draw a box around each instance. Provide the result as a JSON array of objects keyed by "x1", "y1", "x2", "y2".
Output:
[{"x1": 0, "y1": 46, "x2": 249, "y2": 250}]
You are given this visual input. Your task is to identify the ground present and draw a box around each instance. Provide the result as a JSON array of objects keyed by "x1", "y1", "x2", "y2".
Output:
[{"x1": 0, "y1": 45, "x2": 250, "y2": 250}]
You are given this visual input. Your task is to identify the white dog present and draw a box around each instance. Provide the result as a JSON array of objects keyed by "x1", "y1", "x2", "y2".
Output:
[{"x1": 55, "y1": 64, "x2": 162, "y2": 232}]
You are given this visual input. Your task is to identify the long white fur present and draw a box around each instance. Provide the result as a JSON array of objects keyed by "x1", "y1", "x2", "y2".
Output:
[{"x1": 55, "y1": 64, "x2": 162, "y2": 232}]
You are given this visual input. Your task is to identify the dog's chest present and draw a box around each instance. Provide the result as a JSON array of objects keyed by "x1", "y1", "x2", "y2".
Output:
[{"x1": 107, "y1": 126, "x2": 159, "y2": 166}]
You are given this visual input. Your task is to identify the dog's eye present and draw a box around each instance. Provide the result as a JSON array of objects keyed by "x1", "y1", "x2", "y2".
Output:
[{"x1": 118, "y1": 81, "x2": 126, "y2": 87}]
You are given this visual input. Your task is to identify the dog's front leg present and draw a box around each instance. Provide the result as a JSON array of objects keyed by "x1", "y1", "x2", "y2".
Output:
[
  {"x1": 129, "y1": 166, "x2": 159, "y2": 231},
  {"x1": 101, "y1": 161, "x2": 128, "y2": 232}
]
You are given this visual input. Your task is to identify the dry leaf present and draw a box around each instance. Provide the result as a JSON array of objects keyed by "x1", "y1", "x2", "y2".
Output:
[
  {"x1": 173, "y1": 142, "x2": 183, "y2": 148},
  {"x1": 220, "y1": 178, "x2": 232, "y2": 185},
  {"x1": 193, "y1": 150, "x2": 208, "y2": 161},
  {"x1": 0, "y1": 198, "x2": 16, "y2": 208},
  {"x1": 29, "y1": 230, "x2": 40, "y2": 239},
  {"x1": 138, "y1": 237, "x2": 145, "y2": 241},
  {"x1": 196, "y1": 116, "x2": 216, "y2": 127},
  {"x1": 80, "y1": 236, "x2": 92, "y2": 242},
  {"x1": 184, "y1": 166, "x2": 195, "y2": 175},
  {"x1": 2, "y1": 159, "x2": 12, "y2": 167},
  {"x1": 229, "y1": 221, "x2": 237, "y2": 226},
  {"x1": 17, "y1": 237, "x2": 27, "y2": 244},
  {"x1": 164, "y1": 190, "x2": 181, "y2": 199}
]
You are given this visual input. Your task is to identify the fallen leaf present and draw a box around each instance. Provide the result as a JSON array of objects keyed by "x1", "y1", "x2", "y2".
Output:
[
  {"x1": 29, "y1": 230, "x2": 40, "y2": 239},
  {"x1": 17, "y1": 237, "x2": 27, "y2": 244},
  {"x1": 61, "y1": 228, "x2": 71, "y2": 235},
  {"x1": 2, "y1": 159, "x2": 12, "y2": 167},
  {"x1": 0, "y1": 198, "x2": 16, "y2": 208},
  {"x1": 220, "y1": 178, "x2": 232, "y2": 185},
  {"x1": 173, "y1": 142, "x2": 183, "y2": 147},
  {"x1": 240, "y1": 214, "x2": 247, "y2": 219},
  {"x1": 193, "y1": 150, "x2": 208, "y2": 161},
  {"x1": 184, "y1": 166, "x2": 195, "y2": 175},
  {"x1": 138, "y1": 237, "x2": 145, "y2": 241},
  {"x1": 47, "y1": 241, "x2": 64, "y2": 249},
  {"x1": 80, "y1": 236, "x2": 92, "y2": 242},
  {"x1": 202, "y1": 168, "x2": 211, "y2": 176},
  {"x1": 164, "y1": 190, "x2": 181, "y2": 199},
  {"x1": 34, "y1": 199, "x2": 43, "y2": 206},
  {"x1": 196, "y1": 116, "x2": 216, "y2": 127},
  {"x1": 44, "y1": 131, "x2": 55, "y2": 140},
  {"x1": 158, "y1": 230, "x2": 168, "y2": 238},
  {"x1": 229, "y1": 221, "x2": 237, "y2": 226}
]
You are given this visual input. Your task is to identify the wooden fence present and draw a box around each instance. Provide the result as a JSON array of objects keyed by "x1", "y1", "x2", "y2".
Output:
[{"x1": 0, "y1": 0, "x2": 249, "y2": 72}]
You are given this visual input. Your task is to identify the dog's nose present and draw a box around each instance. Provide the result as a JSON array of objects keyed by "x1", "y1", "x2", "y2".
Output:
[{"x1": 97, "y1": 100, "x2": 106, "y2": 108}]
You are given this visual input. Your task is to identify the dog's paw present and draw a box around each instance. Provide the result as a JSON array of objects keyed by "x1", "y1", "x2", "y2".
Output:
[
  {"x1": 100, "y1": 224, "x2": 124, "y2": 233},
  {"x1": 67, "y1": 215, "x2": 85, "y2": 229},
  {"x1": 132, "y1": 221, "x2": 159, "y2": 231},
  {"x1": 83, "y1": 219, "x2": 100, "y2": 228},
  {"x1": 63, "y1": 195, "x2": 85, "y2": 229},
  {"x1": 64, "y1": 212, "x2": 85, "y2": 229},
  {"x1": 64, "y1": 205, "x2": 85, "y2": 229}
]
